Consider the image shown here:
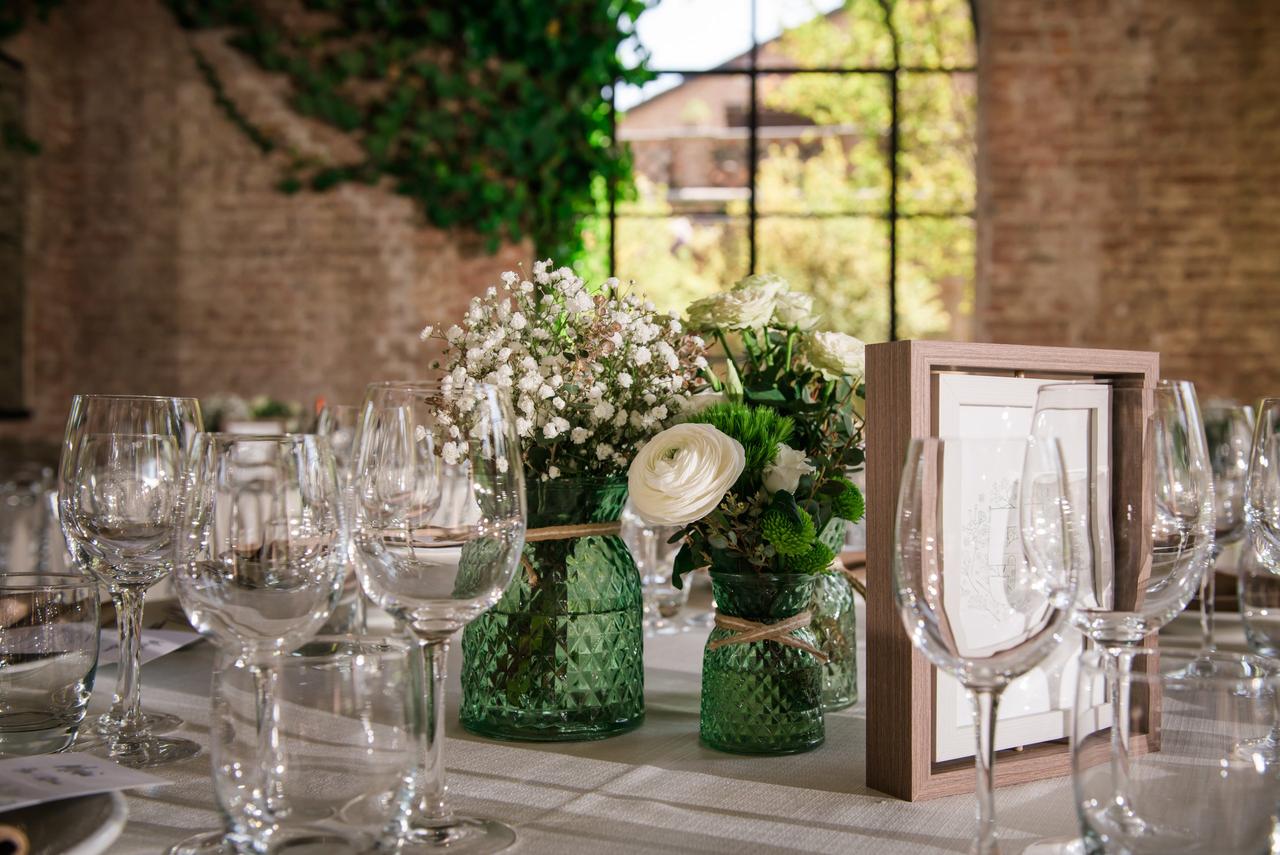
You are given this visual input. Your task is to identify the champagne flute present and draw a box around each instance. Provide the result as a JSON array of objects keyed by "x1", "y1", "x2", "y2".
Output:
[
  {"x1": 351, "y1": 380, "x2": 525, "y2": 854},
  {"x1": 170, "y1": 433, "x2": 346, "y2": 854},
  {"x1": 316, "y1": 403, "x2": 367, "y2": 632},
  {"x1": 893, "y1": 436, "x2": 1074, "y2": 855},
  {"x1": 1192, "y1": 403, "x2": 1253, "y2": 660},
  {"x1": 57, "y1": 394, "x2": 203, "y2": 767},
  {"x1": 1031, "y1": 380, "x2": 1214, "y2": 837}
]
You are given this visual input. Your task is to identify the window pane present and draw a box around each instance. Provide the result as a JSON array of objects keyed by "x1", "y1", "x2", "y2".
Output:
[
  {"x1": 893, "y1": 0, "x2": 977, "y2": 68},
  {"x1": 895, "y1": 215, "x2": 974, "y2": 340},
  {"x1": 757, "y1": 215, "x2": 891, "y2": 341},
  {"x1": 758, "y1": 0, "x2": 895, "y2": 69},
  {"x1": 614, "y1": 215, "x2": 750, "y2": 314},
  {"x1": 621, "y1": 0, "x2": 753, "y2": 73},
  {"x1": 757, "y1": 72, "x2": 890, "y2": 215},
  {"x1": 898, "y1": 71, "x2": 976, "y2": 214},
  {"x1": 619, "y1": 75, "x2": 750, "y2": 216}
]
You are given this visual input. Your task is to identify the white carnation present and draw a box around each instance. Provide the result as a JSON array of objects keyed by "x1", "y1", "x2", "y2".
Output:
[
  {"x1": 685, "y1": 287, "x2": 776, "y2": 331},
  {"x1": 628, "y1": 423, "x2": 746, "y2": 526},
  {"x1": 734, "y1": 272, "x2": 790, "y2": 298},
  {"x1": 772, "y1": 291, "x2": 819, "y2": 329}
]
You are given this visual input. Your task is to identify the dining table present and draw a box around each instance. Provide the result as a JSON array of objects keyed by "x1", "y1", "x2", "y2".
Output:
[{"x1": 94, "y1": 589, "x2": 1224, "y2": 855}]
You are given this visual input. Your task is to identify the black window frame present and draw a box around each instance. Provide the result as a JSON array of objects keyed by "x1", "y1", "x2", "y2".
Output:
[{"x1": 607, "y1": 0, "x2": 979, "y2": 342}]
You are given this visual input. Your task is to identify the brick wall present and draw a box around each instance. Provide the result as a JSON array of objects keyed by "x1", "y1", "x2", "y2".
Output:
[
  {"x1": 0, "y1": 0, "x2": 528, "y2": 442},
  {"x1": 976, "y1": 0, "x2": 1280, "y2": 402}
]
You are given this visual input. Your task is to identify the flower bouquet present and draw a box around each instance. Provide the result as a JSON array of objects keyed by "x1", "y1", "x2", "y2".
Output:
[
  {"x1": 684, "y1": 274, "x2": 867, "y2": 710},
  {"x1": 424, "y1": 260, "x2": 706, "y2": 741},
  {"x1": 629, "y1": 400, "x2": 864, "y2": 754}
]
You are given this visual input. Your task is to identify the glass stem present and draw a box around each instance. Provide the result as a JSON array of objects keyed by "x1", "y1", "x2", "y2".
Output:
[
  {"x1": 970, "y1": 686, "x2": 1001, "y2": 855},
  {"x1": 251, "y1": 658, "x2": 287, "y2": 815},
  {"x1": 411, "y1": 635, "x2": 453, "y2": 825},
  {"x1": 1200, "y1": 545, "x2": 1221, "y2": 655},
  {"x1": 1107, "y1": 646, "x2": 1137, "y2": 813},
  {"x1": 110, "y1": 585, "x2": 146, "y2": 734}
]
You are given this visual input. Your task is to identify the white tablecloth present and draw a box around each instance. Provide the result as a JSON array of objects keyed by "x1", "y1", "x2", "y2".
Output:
[{"x1": 87, "y1": 591, "x2": 1190, "y2": 855}]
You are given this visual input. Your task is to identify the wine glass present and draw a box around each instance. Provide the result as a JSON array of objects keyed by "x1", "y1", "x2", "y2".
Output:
[
  {"x1": 170, "y1": 433, "x2": 346, "y2": 854},
  {"x1": 1031, "y1": 380, "x2": 1214, "y2": 838},
  {"x1": 316, "y1": 403, "x2": 367, "y2": 633},
  {"x1": 893, "y1": 436, "x2": 1074, "y2": 855},
  {"x1": 1191, "y1": 403, "x2": 1253, "y2": 660},
  {"x1": 351, "y1": 380, "x2": 525, "y2": 854},
  {"x1": 57, "y1": 394, "x2": 204, "y2": 767}
]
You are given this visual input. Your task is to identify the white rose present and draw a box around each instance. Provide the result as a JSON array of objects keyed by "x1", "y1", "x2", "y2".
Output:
[
  {"x1": 762, "y1": 443, "x2": 817, "y2": 494},
  {"x1": 772, "y1": 291, "x2": 818, "y2": 329},
  {"x1": 627, "y1": 423, "x2": 745, "y2": 526},
  {"x1": 686, "y1": 287, "x2": 776, "y2": 331},
  {"x1": 734, "y1": 272, "x2": 790, "y2": 298},
  {"x1": 678, "y1": 390, "x2": 729, "y2": 419},
  {"x1": 805, "y1": 331, "x2": 866, "y2": 380}
]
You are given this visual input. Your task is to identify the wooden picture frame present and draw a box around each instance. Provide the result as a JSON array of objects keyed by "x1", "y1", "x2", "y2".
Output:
[{"x1": 865, "y1": 341, "x2": 1160, "y2": 801}]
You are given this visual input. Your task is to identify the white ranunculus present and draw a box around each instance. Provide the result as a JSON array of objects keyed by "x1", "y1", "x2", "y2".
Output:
[
  {"x1": 686, "y1": 287, "x2": 776, "y2": 331},
  {"x1": 627, "y1": 423, "x2": 745, "y2": 526},
  {"x1": 804, "y1": 330, "x2": 866, "y2": 380},
  {"x1": 772, "y1": 291, "x2": 818, "y2": 330},
  {"x1": 734, "y1": 272, "x2": 790, "y2": 299},
  {"x1": 762, "y1": 443, "x2": 816, "y2": 494}
]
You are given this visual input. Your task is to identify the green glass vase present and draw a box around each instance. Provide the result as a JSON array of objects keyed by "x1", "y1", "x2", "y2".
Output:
[
  {"x1": 811, "y1": 568, "x2": 858, "y2": 711},
  {"x1": 700, "y1": 571, "x2": 824, "y2": 755},
  {"x1": 460, "y1": 476, "x2": 644, "y2": 741}
]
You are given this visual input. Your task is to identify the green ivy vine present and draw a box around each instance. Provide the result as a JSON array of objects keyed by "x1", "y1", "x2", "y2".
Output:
[{"x1": 165, "y1": 0, "x2": 652, "y2": 259}]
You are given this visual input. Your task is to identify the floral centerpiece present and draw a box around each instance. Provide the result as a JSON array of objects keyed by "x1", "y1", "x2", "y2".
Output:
[
  {"x1": 629, "y1": 400, "x2": 862, "y2": 753},
  {"x1": 683, "y1": 273, "x2": 868, "y2": 711},
  {"x1": 423, "y1": 259, "x2": 707, "y2": 742}
]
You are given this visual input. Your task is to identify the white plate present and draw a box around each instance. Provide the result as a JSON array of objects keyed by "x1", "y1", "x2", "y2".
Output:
[{"x1": 0, "y1": 791, "x2": 128, "y2": 855}]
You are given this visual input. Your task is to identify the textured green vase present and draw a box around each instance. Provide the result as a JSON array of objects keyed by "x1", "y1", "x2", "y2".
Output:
[
  {"x1": 460, "y1": 476, "x2": 644, "y2": 742},
  {"x1": 700, "y1": 571, "x2": 824, "y2": 755},
  {"x1": 811, "y1": 568, "x2": 858, "y2": 711}
]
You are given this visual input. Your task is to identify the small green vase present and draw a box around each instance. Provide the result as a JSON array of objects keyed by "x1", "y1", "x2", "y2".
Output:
[
  {"x1": 700, "y1": 571, "x2": 824, "y2": 755},
  {"x1": 811, "y1": 568, "x2": 858, "y2": 711},
  {"x1": 460, "y1": 476, "x2": 644, "y2": 741}
]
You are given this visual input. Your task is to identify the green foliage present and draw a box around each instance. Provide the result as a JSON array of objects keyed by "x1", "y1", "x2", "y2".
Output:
[
  {"x1": 165, "y1": 0, "x2": 651, "y2": 259},
  {"x1": 686, "y1": 402, "x2": 792, "y2": 477}
]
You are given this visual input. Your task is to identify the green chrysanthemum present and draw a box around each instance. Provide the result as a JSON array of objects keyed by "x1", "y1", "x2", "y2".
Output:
[
  {"x1": 832, "y1": 477, "x2": 865, "y2": 523},
  {"x1": 783, "y1": 541, "x2": 837, "y2": 574},
  {"x1": 761, "y1": 504, "x2": 816, "y2": 556}
]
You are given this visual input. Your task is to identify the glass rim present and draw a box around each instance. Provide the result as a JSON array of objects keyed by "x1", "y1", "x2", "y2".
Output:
[
  {"x1": 364, "y1": 379, "x2": 504, "y2": 392},
  {"x1": 1077, "y1": 647, "x2": 1279, "y2": 686},
  {"x1": 197, "y1": 432, "x2": 325, "y2": 444},
  {"x1": 71, "y1": 393, "x2": 200, "y2": 404},
  {"x1": 1035, "y1": 379, "x2": 1190, "y2": 391},
  {"x1": 0, "y1": 573, "x2": 99, "y2": 591}
]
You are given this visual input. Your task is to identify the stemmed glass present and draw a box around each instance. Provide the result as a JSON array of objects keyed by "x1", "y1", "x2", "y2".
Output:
[
  {"x1": 316, "y1": 403, "x2": 367, "y2": 632},
  {"x1": 58, "y1": 394, "x2": 204, "y2": 767},
  {"x1": 171, "y1": 433, "x2": 346, "y2": 854},
  {"x1": 1192, "y1": 403, "x2": 1254, "y2": 660},
  {"x1": 351, "y1": 380, "x2": 525, "y2": 854},
  {"x1": 893, "y1": 436, "x2": 1074, "y2": 855},
  {"x1": 1031, "y1": 380, "x2": 1214, "y2": 837}
]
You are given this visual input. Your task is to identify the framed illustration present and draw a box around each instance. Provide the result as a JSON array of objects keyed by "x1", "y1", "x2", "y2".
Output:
[{"x1": 865, "y1": 341, "x2": 1159, "y2": 801}]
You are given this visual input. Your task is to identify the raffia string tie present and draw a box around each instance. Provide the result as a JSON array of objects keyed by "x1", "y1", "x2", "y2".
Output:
[
  {"x1": 837, "y1": 564, "x2": 867, "y2": 601},
  {"x1": 708, "y1": 611, "x2": 829, "y2": 663},
  {"x1": 523, "y1": 522, "x2": 622, "y2": 542},
  {"x1": 519, "y1": 521, "x2": 624, "y2": 585}
]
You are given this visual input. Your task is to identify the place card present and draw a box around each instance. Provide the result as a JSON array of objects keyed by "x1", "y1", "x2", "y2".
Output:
[
  {"x1": 98, "y1": 628, "x2": 202, "y2": 667},
  {"x1": 0, "y1": 753, "x2": 170, "y2": 813}
]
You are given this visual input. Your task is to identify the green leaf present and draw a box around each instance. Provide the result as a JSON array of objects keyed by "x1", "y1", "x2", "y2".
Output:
[{"x1": 672, "y1": 543, "x2": 696, "y2": 590}]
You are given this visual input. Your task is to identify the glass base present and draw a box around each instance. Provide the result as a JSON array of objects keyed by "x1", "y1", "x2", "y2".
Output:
[
  {"x1": 700, "y1": 734, "x2": 825, "y2": 756},
  {"x1": 95, "y1": 733, "x2": 202, "y2": 768},
  {"x1": 96, "y1": 710, "x2": 183, "y2": 735},
  {"x1": 461, "y1": 714, "x2": 642, "y2": 743},
  {"x1": 168, "y1": 828, "x2": 372, "y2": 855},
  {"x1": 400, "y1": 817, "x2": 516, "y2": 854}
]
